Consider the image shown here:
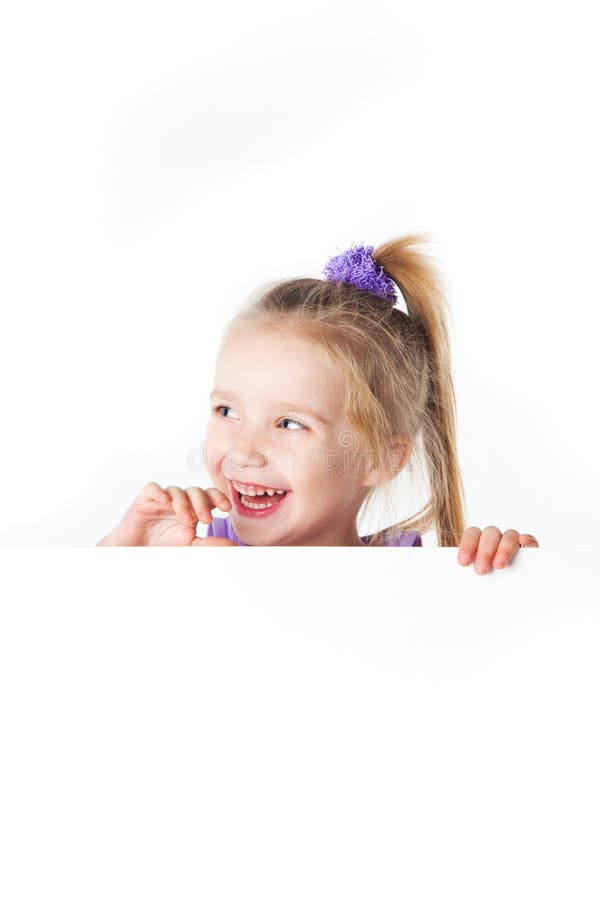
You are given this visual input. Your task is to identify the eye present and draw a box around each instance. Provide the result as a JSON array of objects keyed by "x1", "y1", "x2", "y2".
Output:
[
  {"x1": 279, "y1": 418, "x2": 307, "y2": 431},
  {"x1": 213, "y1": 405, "x2": 239, "y2": 419},
  {"x1": 212, "y1": 406, "x2": 307, "y2": 430}
]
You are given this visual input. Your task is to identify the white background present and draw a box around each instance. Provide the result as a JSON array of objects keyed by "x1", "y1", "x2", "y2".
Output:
[
  {"x1": 1, "y1": 547, "x2": 598, "y2": 898},
  {"x1": 0, "y1": 0, "x2": 598, "y2": 546}
]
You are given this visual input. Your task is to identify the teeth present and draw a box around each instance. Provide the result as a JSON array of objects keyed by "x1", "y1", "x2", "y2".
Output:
[
  {"x1": 232, "y1": 480, "x2": 286, "y2": 496},
  {"x1": 240, "y1": 494, "x2": 278, "y2": 510}
]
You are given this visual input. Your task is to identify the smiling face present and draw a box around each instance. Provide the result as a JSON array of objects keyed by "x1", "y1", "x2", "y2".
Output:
[{"x1": 204, "y1": 324, "x2": 378, "y2": 546}]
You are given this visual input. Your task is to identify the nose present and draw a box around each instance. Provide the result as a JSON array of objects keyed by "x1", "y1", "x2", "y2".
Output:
[
  {"x1": 225, "y1": 428, "x2": 268, "y2": 471},
  {"x1": 227, "y1": 448, "x2": 267, "y2": 469}
]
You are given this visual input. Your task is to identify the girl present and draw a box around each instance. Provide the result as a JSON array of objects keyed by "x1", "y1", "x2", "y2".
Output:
[{"x1": 97, "y1": 234, "x2": 539, "y2": 574}]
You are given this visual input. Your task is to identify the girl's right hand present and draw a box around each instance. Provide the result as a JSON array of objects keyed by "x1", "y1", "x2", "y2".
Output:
[{"x1": 96, "y1": 482, "x2": 237, "y2": 546}]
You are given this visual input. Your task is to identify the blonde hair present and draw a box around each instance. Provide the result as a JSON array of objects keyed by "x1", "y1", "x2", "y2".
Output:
[{"x1": 223, "y1": 233, "x2": 467, "y2": 547}]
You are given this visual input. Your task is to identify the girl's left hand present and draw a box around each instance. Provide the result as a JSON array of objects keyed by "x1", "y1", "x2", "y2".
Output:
[{"x1": 457, "y1": 526, "x2": 539, "y2": 574}]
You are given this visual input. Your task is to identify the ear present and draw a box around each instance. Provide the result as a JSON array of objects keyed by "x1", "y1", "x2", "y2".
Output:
[{"x1": 360, "y1": 436, "x2": 413, "y2": 488}]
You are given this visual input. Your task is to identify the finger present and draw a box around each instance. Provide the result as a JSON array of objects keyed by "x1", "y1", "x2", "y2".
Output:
[
  {"x1": 519, "y1": 533, "x2": 540, "y2": 548},
  {"x1": 139, "y1": 481, "x2": 171, "y2": 505},
  {"x1": 163, "y1": 485, "x2": 197, "y2": 526},
  {"x1": 185, "y1": 487, "x2": 216, "y2": 525},
  {"x1": 185, "y1": 486, "x2": 232, "y2": 523},
  {"x1": 473, "y1": 525, "x2": 503, "y2": 574},
  {"x1": 203, "y1": 487, "x2": 233, "y2": 512},
  {"x1": 190, "y1": 536, "x2": 238, "y2": 546},
  {"x1": 185, "y1": 487, "x2": 208, "y2": 524},
  {"x1": 457, "y1": 526, "x2": 482, "y2": 565},
  {"x1": 491, "y1": 529, "x2": 521, "y2": 568}
]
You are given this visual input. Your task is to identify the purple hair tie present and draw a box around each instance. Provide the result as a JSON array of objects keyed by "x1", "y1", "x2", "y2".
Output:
[{"x1": 322, "y1": 242, "x2": 397, "y2": 305}]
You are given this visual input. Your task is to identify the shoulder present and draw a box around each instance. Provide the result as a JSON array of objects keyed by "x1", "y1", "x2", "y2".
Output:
[
  {"x1": 360, "y1": 529, "x2": 422, "y2": 546},
  {"x1": 377, "y1": 529, "x2": 423, "y2": 547},
  {"x1": 388, "y1": 530, "x2": 422, "y2": 547}
]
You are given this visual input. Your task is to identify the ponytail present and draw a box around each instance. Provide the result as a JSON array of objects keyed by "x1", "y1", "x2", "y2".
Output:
[{"x1": 372, "y1": 234, "x2": 467, "y2": 546}]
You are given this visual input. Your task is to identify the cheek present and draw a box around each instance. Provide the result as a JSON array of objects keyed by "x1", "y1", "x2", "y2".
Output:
[
  {"x1": 291, "y1": 465, "x2": 341, "y2": 497},
  {"x1": 203, "y1": 435, "x2": 226, "y2": 481}
]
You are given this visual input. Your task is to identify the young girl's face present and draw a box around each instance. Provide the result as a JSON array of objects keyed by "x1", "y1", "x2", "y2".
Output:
[{"x1": 204, "y1": 325, "x2": 374, "y2": 546}]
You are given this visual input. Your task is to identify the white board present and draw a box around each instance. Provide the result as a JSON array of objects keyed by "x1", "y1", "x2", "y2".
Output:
[{"x1": 0, "y1": 547, "x2": 597, "y2": 898}]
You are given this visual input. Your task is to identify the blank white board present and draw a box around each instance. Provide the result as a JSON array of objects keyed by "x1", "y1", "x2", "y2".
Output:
[{"x1": 0, "y1": 548, "x2": 597, "y2": 899}]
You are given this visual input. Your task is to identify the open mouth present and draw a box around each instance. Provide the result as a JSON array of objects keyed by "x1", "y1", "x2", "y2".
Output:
[
  {"x1": 237, "y1": 491, "x2": 287, "y2": 509},
  {"x1": 229, "y1": 479, "x2": 291, "y2": 518}
]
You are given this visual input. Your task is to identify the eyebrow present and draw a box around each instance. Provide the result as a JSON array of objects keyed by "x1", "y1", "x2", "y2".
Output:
[{"x1": 209, "y1": 390, "x2": 331, "y2": 425}]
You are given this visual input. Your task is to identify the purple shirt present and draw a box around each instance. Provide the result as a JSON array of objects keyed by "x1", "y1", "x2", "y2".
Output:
[{"x1": 205, "y1": 515, "x2": 422, "y2": 546}]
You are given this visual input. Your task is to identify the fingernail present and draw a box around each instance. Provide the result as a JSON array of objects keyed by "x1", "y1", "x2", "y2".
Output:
[
  {"x1": 476, "y1": 560, "x2": 488, "y2": 574},
  {"x1": 494, "y1": 555, "x2": 506, "y2": 567},
  {"x1": 458, "y1": 553, "x2": 469, "y2": 564}
]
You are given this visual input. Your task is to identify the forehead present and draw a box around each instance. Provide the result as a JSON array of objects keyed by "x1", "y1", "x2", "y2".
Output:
[{"x1": 215, "y1": 326, "x2": 345, "y2": 414}]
